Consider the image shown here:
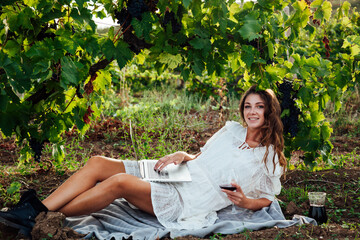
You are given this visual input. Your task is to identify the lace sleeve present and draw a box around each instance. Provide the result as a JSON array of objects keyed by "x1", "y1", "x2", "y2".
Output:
[
  {"x1": 253, "y1": 172, "x2": 282, "y2": 201},
  {"x1": 249, "y1": 148, "x2": 283, "y2": 201}
]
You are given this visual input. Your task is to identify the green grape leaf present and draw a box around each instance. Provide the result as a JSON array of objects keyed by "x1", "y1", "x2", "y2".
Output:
[
  {"x1": 288, "y1": 1, "x2": 311, "y2": 29},
  {"x1": 320, "y1": 122, "x2": 332, "y2": 140},
  {"x1": 180, "y1": 67, "x2": 190, "y2": 81},
  {"x1": 191, "y1": 0, "x2": 202, "y2": 19},
  {"x1": 189, "y1": 37, "x2": 211, "y2": 56},
  {"x1": 131, "y1": 18, "x2": 143, "y2": 38},
  {"x1": 309, "y1": 101, "x2": 325, "y2": 123},
  {"x1": 267, "y1": 41, "x2": 274, "y2": 59},
  {"x1": 42, "y1": 8, "x2": 65, "y2": 22},
  {"x1": 241, "y1": 45, "x2": 256, "y2": 67},
  {"x1": 313, "y1": 0, "x2": 332, "y2": 21},
  {"x1": 70, "y1": 7, "x2": 96, "y2": 31},
  {"x1": 292, "y1": 0, "x2": 307, "y2": 11},
  {"x1": 34, "y1": 58, "x2": 51, "y2": 74},
  {"x1": 158, "y1": 52, "x2": 182, "y2": 69},
  {"x1": 189, "y1": 37, "x2": 208, "y2": 50},
  {"x1": 192, "y1": 58, "x2": 205, "y2": 76},
  {"x1": 93, "y1": 70, "x2": 112, "y2": 91},
  {"x1": 61, "y1": 56, "x2": 81, "y2": 86},
  {"x1": 265, "y1": 65, "x2": 287, "y2": 81},
  {"x1": 340, "y1": 1, "x2": 351, "y2": 17},
  {"x1": 238, "y1": 12, "x2": 262, "y2": 41},
  {"x1": 24, "y1": 0, "x2": 39, "y2": 6},
  {"x1": 131, "y1": 12, "x2": 155, "y2": 41},
  {"x1": 16, "y1": 8, "x2": 34, "y2": 30},
  {"x1": 342, "y1": 36, "x2": 360, "y2": 56},
  {"x1": 310, "y1": 0, "x2": 323, "y2": 8},
  {"x1": 183, "y1": 0, "x2": 191, "y2": 8},
  {"x1": 3, "y1": 40, "x2": 20, "y2": 58},
  {"x1": 229, "y1": 53, "x2": 241, "y2": 72},
  {"x1": 102, "y1": 39, "x2": 116, "y2": 60},
  {"x1": 115, "y1": 40, "x2": 133, "y2": 69},
  {"x1": 57, "y1": 37, "x2": 78, "y2": 56}
]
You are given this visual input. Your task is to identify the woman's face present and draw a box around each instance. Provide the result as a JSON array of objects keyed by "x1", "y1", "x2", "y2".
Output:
[{"x1": 243, "y1": 93, "x2": 265, "y2": 130}]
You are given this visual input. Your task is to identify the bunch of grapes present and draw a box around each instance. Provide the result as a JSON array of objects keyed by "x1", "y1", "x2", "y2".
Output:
[
  {"x1": 323, "y1": 35, "x2": 331, "y2": 58},
  {"x1": 127, "y1": 0, "x2": 149, "y2": 19},
  {"x1": 29, "y1": 138, "x2": 44, "y2": 162},
  {"x1": 115, "y1": 8, "x2": 131, "y2": 29},
  {"x1": 163, "y1": 9, "x2": 182, "y2": 34},
  {"x1": 278, "y1": 81, "x2": 299, "y2": 138},
  {"x1": 305, "y1": 0, "x2": 321, "y2": 26},
  {"x1": 309, "y1": 15, "x2": 321, "y2": 26},
  {"x1": 115, "y1": 0, "x2": 149, "y2": 29},
  {"x1": 83, "y1": 106, "x2": 94, "y2": 124}
]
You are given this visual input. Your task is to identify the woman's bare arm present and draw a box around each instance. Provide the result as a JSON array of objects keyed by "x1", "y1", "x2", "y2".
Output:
[{"x1": 154, "y1": 151, "x2": 201, "y2": 171}]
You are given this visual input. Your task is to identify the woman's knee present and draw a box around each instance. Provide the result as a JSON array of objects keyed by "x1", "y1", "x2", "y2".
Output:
[
  {"x1": 82, "y1": 156, "x2": 126, "y2": 182},
  {"x1": 85, "y1": 155, "x2": 108, "y2": 169},
  {"x1": 107, "y1": 173, "x2": 133, "y2": 193}
]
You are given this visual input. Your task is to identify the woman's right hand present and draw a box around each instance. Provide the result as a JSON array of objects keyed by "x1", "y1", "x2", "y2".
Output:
[{"x1": 154, "y1": 151, "x2": 198, "y2": 172}]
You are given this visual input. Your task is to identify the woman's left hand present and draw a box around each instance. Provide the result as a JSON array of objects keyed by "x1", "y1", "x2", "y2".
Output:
[{"x1": 221, "y1": 183, "x2": 250, "y2": 209}]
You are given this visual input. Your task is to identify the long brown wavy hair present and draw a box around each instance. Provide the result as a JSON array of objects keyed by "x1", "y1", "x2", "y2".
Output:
[{"x1": 239, "y1": 85, "x2": 287, "y2": 174}]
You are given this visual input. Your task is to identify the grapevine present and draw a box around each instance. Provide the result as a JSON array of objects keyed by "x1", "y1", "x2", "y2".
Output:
[{"x1": 0, "y1": 0, "x2": 357, "y2": 167}]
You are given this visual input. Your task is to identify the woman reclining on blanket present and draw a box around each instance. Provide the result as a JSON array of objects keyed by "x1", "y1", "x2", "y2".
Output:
[{"x1": 0, "y1": 85, "x2": 287, "y2": 237}]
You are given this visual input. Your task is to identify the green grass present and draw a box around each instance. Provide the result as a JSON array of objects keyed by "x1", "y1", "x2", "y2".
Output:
[{"x1": 99, "y1": 86, "x2": 241, "y2": 160}]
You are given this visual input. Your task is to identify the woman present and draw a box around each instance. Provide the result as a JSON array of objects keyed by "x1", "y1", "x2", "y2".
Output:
[{"x1": 0, "y1": 85, "x2": 286, "y2": 237}]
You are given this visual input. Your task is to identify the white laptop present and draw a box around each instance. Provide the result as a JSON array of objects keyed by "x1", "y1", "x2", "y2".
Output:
[{"x1": 139, "y1": 159, "x2": 192, "y2": 182}]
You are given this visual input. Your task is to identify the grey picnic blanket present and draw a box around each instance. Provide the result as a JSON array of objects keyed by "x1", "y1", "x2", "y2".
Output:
[{"x1": 65, "y1": 199, "x2": 316, "y2": 240}]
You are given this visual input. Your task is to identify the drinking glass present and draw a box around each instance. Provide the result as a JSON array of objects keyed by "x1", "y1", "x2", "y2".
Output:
[
  {"x1": 219, "y1": 169, "x2": 238, "y2": 214},
  {"x1": 308, "y1": 192, "x2": 328, "y2": 225}
]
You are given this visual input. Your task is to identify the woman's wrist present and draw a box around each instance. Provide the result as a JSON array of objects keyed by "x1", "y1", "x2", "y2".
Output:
[
  {"x1": 182, "y1": 152, "x2": 200, "y2": 161},
  {"x1": 242, "y1": 198, "x2": 271, "y2": 211}
]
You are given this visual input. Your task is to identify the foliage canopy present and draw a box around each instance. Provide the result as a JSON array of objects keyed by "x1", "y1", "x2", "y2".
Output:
[{"x1": 0, "y1": 0, "x2": 359, "y2": 167}]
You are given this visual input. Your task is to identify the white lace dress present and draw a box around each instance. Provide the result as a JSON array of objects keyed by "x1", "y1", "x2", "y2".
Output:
[{"x1": 124, "y1": 121, "x2": 283, "y2": 229}]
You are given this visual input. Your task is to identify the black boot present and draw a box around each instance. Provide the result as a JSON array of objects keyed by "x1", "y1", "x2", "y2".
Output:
[{"x1": 0, "y1": 189, "x2": 48, "y2": 238}]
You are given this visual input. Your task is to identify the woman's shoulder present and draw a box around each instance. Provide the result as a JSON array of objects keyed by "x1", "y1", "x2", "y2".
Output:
[
  {"x1": 223, "y1": 121, "x2": 247, "y2": 141},
  {"x1": 224, "y1": 121, "x2": 245, "y2": 130}
]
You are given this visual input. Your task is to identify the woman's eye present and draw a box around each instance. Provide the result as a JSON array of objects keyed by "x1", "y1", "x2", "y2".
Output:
[
  {"x1": 244, "y1": 105, "x2": 251, "y2": 108},
  {"x1": 257, "y1": 105, "x2": 264, "y2": 108}
]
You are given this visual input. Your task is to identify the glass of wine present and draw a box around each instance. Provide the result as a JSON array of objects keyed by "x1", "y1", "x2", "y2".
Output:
[
  {"x1": 308, "y1": 192, "x2": 328, "y2": 225},
  {"x1": 219, "y1": 169, "x2": 238, "y2": 214}
]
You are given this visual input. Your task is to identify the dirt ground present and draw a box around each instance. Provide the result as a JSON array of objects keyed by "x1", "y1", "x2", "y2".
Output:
[{"x1": 0, "y1": 115, "x2": 359, "y2": 239}]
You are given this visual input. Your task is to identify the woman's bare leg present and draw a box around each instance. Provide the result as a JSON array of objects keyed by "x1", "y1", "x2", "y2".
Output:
[
  {"x1": 58, "y1": 174, "x2": 153, "y2": 216},
  {"x1": 42, "y1": 156, "x2": 127, "y2": 212}
]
